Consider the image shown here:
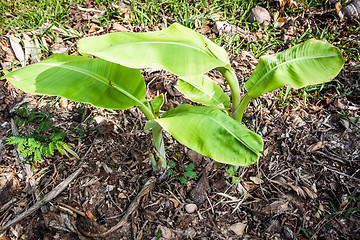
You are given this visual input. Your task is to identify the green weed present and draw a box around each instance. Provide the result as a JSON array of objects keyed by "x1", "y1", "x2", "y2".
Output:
[
  {"x1": 167, "y1": 160, "x2": 198, "y2": 185},
  {"x1": 6, "y1": 104, "x2": 75, "y2": 164}
]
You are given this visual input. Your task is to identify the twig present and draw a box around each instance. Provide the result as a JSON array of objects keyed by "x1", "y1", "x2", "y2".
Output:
[
  {"x1": 325, "y1": 167, "x2": 360, "y2": 181},
  {"x1": 78, "y1": 176, "x2": 156, "y2": 238},
  {"x1": 58, "y1": 202, "x2": 87, "y2": 218},
  {"x1": 0, "y1": 165, "x2": 83, "y2": 232}
]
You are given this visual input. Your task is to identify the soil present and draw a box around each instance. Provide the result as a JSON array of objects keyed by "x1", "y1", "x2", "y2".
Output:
[{"x1": 1, "y1": 1, "x2": 359, "y2": 239}]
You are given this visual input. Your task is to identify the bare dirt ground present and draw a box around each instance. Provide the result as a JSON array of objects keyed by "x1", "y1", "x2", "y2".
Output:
[{"x1": 1, "y1": 1, "x2": 359, "y2": 239}]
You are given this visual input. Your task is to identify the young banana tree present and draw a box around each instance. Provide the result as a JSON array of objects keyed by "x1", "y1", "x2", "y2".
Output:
[{"x1": 2, "y1": 23, "x2": 344, "y2": 170}]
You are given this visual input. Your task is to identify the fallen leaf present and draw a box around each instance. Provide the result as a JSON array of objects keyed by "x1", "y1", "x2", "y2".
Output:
[
  {"x1": 22, "y1": 33, "x2": 32, "y2": 64},
  {"x1": 229, "y1": 221, "x2": 247, "y2": 236},
  {"x1": 339, "y1": 199, "x2": 349, "y2": 210},
  {"x1": 270, "y1": 180, "x2": 317, "y2": 199},
  {"x1": 249, "y1": 176, "x2": 264, "y2": 184},
  {"x1": 241, "y1": 180, "x2": 259, "y2": 192},
  {"x1": 78, "y1": 6, "x2": 105, "y2": 15},
  {"x1": 8, "y1": 35, "x2": 25, "y2": 67},
  {"x1": 307, "y1": 141, "x2": 324, "y2": 152},
  {"x1": 316, "y1": 203, "x2": 324, "y2": 218},
  {"x1": 275, "y1": 0, "x2": 294, "y2": 11},
  {"x1": 118, "y1": 192, "x2": 127, "y2": 199},
  {"x1": 89, "y1": 24, "x2": 102, "y2": 34},
  {"x1": 302, "y1": 186, "x2": 317, "y2": 199},
  {"x1": 112, "y1": 23, "x2": 129, "y2": 32},
  {"x1": 40, "y1": 36, "x2": 48, "y2": 50},
  {"x1": 16, "y1": 201, "x2": 26, "y2": 207},
  {"x1": 198, "y1": 24, "x2": 211, "y2": 34},
  {"x1": 60, "y1": 98, "x2": 68, "y2": 109},
  {"x1": 262, "y1": 201, "x2": 290, "y2": 214},
  {"x1": 169, "y1": 197, "x2": 179, "y2": 208},
  {"x1": 0, "y1": 232, "x2": 10, "y2": 240},
  {"x1": 86, "y1": 210, "x2": 97, "y2": 220},
  {"x1": 274, "y1": 17, "x2": 286, "y2": 28}
]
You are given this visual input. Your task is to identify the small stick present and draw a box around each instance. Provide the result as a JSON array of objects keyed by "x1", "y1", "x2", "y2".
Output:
[
  {"x1": 0, "y1": 166, "x2": 83, "y2": 232},
  {"x1": 58, "y1": 202, "x2": 87, "y2": 218},
  {"x1": 79, "y1": 176, "x2": 156, "y2": 238}
]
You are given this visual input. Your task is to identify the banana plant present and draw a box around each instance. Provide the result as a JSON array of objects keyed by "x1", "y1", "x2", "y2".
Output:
[{"x1": 1, "y1": 23, "x2": 344, "y2": 170}]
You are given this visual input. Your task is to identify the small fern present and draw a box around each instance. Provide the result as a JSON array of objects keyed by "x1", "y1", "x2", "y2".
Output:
[
  {"x1": 7, "y1": 134, "x2": 69, "y2": 164},
  {"x1": 7, "y1": 104, "x2": 71, "y2": 164}
]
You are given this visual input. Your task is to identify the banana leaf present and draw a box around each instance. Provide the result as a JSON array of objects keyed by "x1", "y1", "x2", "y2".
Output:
[
  {"x1": 245, "y1": 39, "x2": 344, "y2": 98},
  {"x1": 78, "y1": 23, "x2": 231, "y2": 77},
  {"x1": 145, "y1": 104, "x2": 263, "y2": 166},
  {"x1": 1, "y1": 54, "x2": 146, "y2": 110}
]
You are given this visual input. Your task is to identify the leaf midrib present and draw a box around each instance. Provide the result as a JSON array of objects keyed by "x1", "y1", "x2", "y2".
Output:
[
  {"x1": 160, "y1": 111, "x2": 259, "y2": 155},
  {"x1": 88, "y1": 41, "x2": 228, "y2": 64},
  {"x1": 247, "y1": 54, "x2": 339, "y2": 95},
  {"x1": 39, "y1": 62, "x2": 145, "y2": 107}
]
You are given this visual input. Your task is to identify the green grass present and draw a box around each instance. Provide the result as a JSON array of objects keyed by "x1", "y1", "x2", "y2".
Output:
[
  {"x1": 1, "y1": 0, "x2": 358, "y2": 103},
  {"x1": 0, "y1": 0, "x2": 121, "y2": 33}
]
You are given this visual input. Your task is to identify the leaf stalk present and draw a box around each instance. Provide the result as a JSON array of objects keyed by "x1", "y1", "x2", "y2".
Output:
[
  {"x1": 232, "y1": 93, "x2": 252, "y2": 122},
  {"x1": 217, "y1": 67, "x2": 242, "y2": 121},
  {"x1": 138, "y1": 104, "x2": 167, "y2": 169}
]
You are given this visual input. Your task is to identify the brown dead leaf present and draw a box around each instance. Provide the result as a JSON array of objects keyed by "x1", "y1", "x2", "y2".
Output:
[
  {"x1": 262, "y1": 200, "x2": 290, "y2": 214},
  {"x1": 241, "y1": 180, "x2": 259, "y2": 192},
  {"x1": 0, "y1": 232, "x2": 10, "y2": 240},
  {"x1": 169, "y1": 197, "x2": 179, "y2": 208},
  {"x1": 198, "y1": 24, "x2": 211, "y2": 34},
  {"x1": 118, "y1": 192, "x2": 127, "y2": 199},
  {"x1": 275, "y1": 0, "x2": 294, "y2": 11},
  {"x1": 112, "y1": 23, "x2": 130, "y2": 32},
  {"x1": 274, "y1": 17, "x2": 286, "y2": 28},
  {"x1": 16, "y1": 201, "x2": 26, "y2": 207},
  {"x1": 249, "y1": 176, "x2": 264, "y2": 185},
  {"x1": 60, "y1": 98, "x2": 68, "y2": 109},
  {"x1": 336, "y1": 2, "x2": 342, "y2": 15},
  {"x1": 8, "y1": 36, "x2": 25, "y2": 67},
  {"x1": 316, "y1": 203, "x2": 324, "y2": 218},
  {"x1": 302, "y1": 186, "x2": 317, "y2": 199},
  {"x1": 270, "y1": 180, "x2": 317, "y2": 199},
  {"x1": 340, "y1": 199, "x2": 349, "y2": 210},
  {"x1": 86, "y1": 210, "x2": 97, "y2": 220},
  {"x1": 307, "y1": 141, "x2": 324, "y2": 152},
  {"x1": 89, "y1": 24, "x2": 102, "y2": 34}
]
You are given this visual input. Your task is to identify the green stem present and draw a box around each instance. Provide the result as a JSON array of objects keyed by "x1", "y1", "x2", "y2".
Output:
[
  {"x1": 138, "y1": 103, "x2": 167, "y2": 169},
  {"x1": 138, "y1": 103, "x2": 155, "y2": 121},
  {"x1": 217, "y1": 67, "x2": 241, "y2": 120},
  {"x1": 233, "y1": 93, "x2": 252, "y2": 122}
]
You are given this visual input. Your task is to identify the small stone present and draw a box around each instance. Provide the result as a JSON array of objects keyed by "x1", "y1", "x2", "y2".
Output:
[
  {"x1": 248, "y1": 6, "x2": 271, "y2": 26},
  {"x1": 342, "y1": 0, "x2": 360, "y2": 19},
  {"x1": 229, "y1": 221, "x2": 247, "y2": 236},
  {"x1": 185, "y1": 203, "x2": 198, "y2": 213}
]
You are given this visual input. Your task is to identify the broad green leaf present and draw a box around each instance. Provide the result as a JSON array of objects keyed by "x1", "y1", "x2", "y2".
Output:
[
  {"x1": 150, "y1": 94, "x2": 164, "y2": 117},
  {"x1": 177, "y1": 75, "x2": 230, "y2": 108},
  {"x1": 145, "y1": 104, "x2": 263, "y2": 166},
  {"x1": 245, "y1": 39, "x2": 344, "y2": 98},
  {"x1": 2, "y1": 54, "x2": 146, "y2": 109},
  {"x1": 78, "y1": 23, "x2": 230, "y2": 77}
]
